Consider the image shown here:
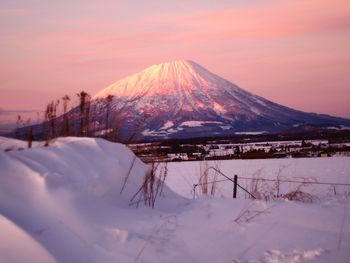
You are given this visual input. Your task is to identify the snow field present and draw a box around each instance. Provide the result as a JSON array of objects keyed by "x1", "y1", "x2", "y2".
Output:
[
  {"x1": 0, "y1": 137, "x2": 349, "y2": 262},
  {"x1": 163, "y1": 157, "x2": 350, "y2": 200}
]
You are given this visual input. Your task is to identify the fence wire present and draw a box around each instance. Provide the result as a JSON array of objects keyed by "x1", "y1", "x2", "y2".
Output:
[
  {"x1": 192, "y1": 166, "x2": 350, "y2": 199},
  {"x1": 237, "y1": 177, "x2": 350, "y2": 186}
]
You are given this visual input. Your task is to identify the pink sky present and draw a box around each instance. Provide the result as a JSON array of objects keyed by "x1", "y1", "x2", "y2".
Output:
[{"x1": 1, "y1": 0, "x2": 350, "y2": 119}]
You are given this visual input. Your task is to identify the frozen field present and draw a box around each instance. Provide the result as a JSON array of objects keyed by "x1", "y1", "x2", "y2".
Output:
[
  {"x1": 164, "y1": 157, "x2": 350, "y2": 199},
  {"x1": 0, "y1": 137, "x2": 349, "y2": 263}
]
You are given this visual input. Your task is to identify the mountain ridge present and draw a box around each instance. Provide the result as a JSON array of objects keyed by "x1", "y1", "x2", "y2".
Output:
[
  {"x1": 12, "y1": 60, "x2": 350, "y2": 141},
  {"x1": 89, "y1": 59, "x2": 350, "y2": 140}
]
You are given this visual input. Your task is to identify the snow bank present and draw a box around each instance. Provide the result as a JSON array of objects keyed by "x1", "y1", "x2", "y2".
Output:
[
  {"x1": 0, "y1": 137, "x2": 151, "y2": 203},
  {"x1": 0, "y1": 215, "x2": 57, "y2": 263},
  {"x1": 0, "y1": 136, "x2": 45, "y2": 151},
  {"x1": 0, "y1": 137, "x2": 178, "y2": 263}
]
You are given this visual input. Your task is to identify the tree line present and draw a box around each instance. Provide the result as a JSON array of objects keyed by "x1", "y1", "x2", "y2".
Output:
[{"x1": 19, "y1": 91, "x2": 136, "y2": 147}]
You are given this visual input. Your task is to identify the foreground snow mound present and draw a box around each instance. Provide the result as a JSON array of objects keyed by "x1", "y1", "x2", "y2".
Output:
[
  {"x1": 0, "y1": 215, "x2": 58, "y2": 263},
  {"x1": 0, "y1": 137, "x2": 151, "y2": 203}
]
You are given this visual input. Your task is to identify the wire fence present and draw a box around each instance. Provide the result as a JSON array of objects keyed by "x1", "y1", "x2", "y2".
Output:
[
  {"x1": 193, "y1": 177, "x2": 350, "y2": 187},
  {"x1": 192, "y1": 166, "x2": 350, "y2": 199},
  {"x1": 238, "y1": 177, "x2": 350, "y2": 186}
]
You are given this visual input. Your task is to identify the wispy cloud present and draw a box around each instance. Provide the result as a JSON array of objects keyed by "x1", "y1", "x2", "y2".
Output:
[
  {"x1": 135, "y1": 0, "x2": 350, "y2": 40},
  {"x1": 0, "y1": 0, "x2": 349, "y2": 117}
]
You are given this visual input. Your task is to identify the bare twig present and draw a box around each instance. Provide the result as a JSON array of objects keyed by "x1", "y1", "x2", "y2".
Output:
[{"x1": 120, "y1": 155, "x2": 137, "y2": 195}]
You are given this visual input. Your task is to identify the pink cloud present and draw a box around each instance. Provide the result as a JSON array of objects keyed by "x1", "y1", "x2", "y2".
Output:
[
  {"x1": 1, "y1": 0, "x2": 349, "y2": 118},
  {"x1": 6, "y1": 0, "x2": 349, "y2": 60},
  {"x1": 138, "y1": 0, "x2": 350, "y2": 40}
]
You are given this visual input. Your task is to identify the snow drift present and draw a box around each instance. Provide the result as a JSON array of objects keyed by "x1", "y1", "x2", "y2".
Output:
[{"x1": 0, "y1": 137, "x2": 177, "y2": 263}]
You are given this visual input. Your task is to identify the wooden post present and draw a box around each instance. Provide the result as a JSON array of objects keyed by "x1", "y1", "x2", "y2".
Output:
[
  {"x1": 233, "y1": 175, "x2": 238, "y2": 198},
  {"x1": 27, "y1": 127, "x2": 33, "y2": 148}
]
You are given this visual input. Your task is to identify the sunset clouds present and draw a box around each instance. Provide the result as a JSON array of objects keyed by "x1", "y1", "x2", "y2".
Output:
[{"x1": 1, "y1": 0, "x2": 350, "y2": 117}]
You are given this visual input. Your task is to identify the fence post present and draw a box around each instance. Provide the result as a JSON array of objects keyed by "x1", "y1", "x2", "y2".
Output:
[
  {"x1": 193, "y1": 184, "x2": 197, "y2": 199},
  {"x1": 233, "y1": 175, "x2": 238, "y2": 198},
  {"x1": 27, "y1": 127, "x2": 33, "y2": 148}
]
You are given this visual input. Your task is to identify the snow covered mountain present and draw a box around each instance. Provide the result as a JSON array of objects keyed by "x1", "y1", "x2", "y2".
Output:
[{"x1": 91, "y1": 59, "x2": 350, "y2": 140}]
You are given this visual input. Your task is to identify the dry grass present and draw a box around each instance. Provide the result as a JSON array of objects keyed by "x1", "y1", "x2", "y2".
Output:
[
  {"x1": 120, "y1": 155, "x2": 137, "y2": 195},
  {"x1": 245, "y1": 165, "x2": 319, "y2": 203},
  {"x1": 282, "y1": 176, "x2": 318, "y2": 203},
  {"x1": 234, "y1": 203, "x2": 275, "y2": 224},
  {"x1": 197, "y1": 161, "x2": 220, "y2": 196},
  {"x1": 248, "y1": 169, "x2": 276, "y2": 201},
  {"x1": 129, "y1": 162, "x2": 168, "y2": 208},
  {"x1": 198, "y1": 161, "x2": 209, "y2": 194},
  {"x1": 275, "y1": 164, "x2": 289, "y2": 198},
  {"x1": 282, "y1": 190, "x2": 315, "y2": 203},
  {"x1": 249, "y1": 177, "x2": 276, "y2": 201}
]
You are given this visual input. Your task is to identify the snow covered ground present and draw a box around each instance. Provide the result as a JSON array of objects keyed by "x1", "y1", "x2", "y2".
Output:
[
  {"x1": 164, "y1": 157, "x2": 350, "y2": 200},
  {"x1": 0, "y1": 136, "x2": 349, "y2": 263}
]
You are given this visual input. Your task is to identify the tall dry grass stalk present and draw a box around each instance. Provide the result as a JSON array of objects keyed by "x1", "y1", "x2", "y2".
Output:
[
  {"x1": 248, "y1": 168, "x2": 276, "y2": 201},
  {"x1": 197, "y1": 161, "x2": 220, "y2": 196},
  {"x1": 234, "y1": 203, "x2": 275, "y2": 224},
  {"x1": 130, "y1": 162, "x2": 168, "y2": 208}
]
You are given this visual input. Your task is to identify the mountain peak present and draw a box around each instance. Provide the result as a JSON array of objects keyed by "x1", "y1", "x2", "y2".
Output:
[
  {"x1": 145, "y1": 59, "x2": 199, "y2": 79},
  {"x1": 155, "y1": 59, "x2": 194, "y2": 66},
  {"x1": 152, "y1": 59, "x2": 202, "y2": 68},
  {"x1": 72, "y1": 61, "x2": 350, "y2": 141},
  {"x1": 93, "y1": 59, "x2": 228, "y2": 99}
]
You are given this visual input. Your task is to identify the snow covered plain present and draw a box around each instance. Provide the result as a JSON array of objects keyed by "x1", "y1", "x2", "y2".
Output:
[{"x1": 0, "y1": 137, "x2": 349, "y2": 263}]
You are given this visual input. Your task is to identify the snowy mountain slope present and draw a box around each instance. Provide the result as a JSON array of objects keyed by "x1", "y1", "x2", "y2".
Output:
[{"x1": 91, "y1": 60, "x2": 350, "y2": 140}]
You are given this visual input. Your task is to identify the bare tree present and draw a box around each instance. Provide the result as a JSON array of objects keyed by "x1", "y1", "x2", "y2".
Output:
[
  {"x1": 105, "y1": 94, "x2": 114, "y2": 133},
  {"x1": 77, "y1": 91, "x2": 91, "y2": 136},
  {"x1": 61, "y1": 95, "x2": 70, "y2": 136},
  {"x1": 44, "y1": 100, "x2": 60, "y2": 140},
  {"x1": 15, "y1": 115, "x2": 23, "y2": 138}
]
